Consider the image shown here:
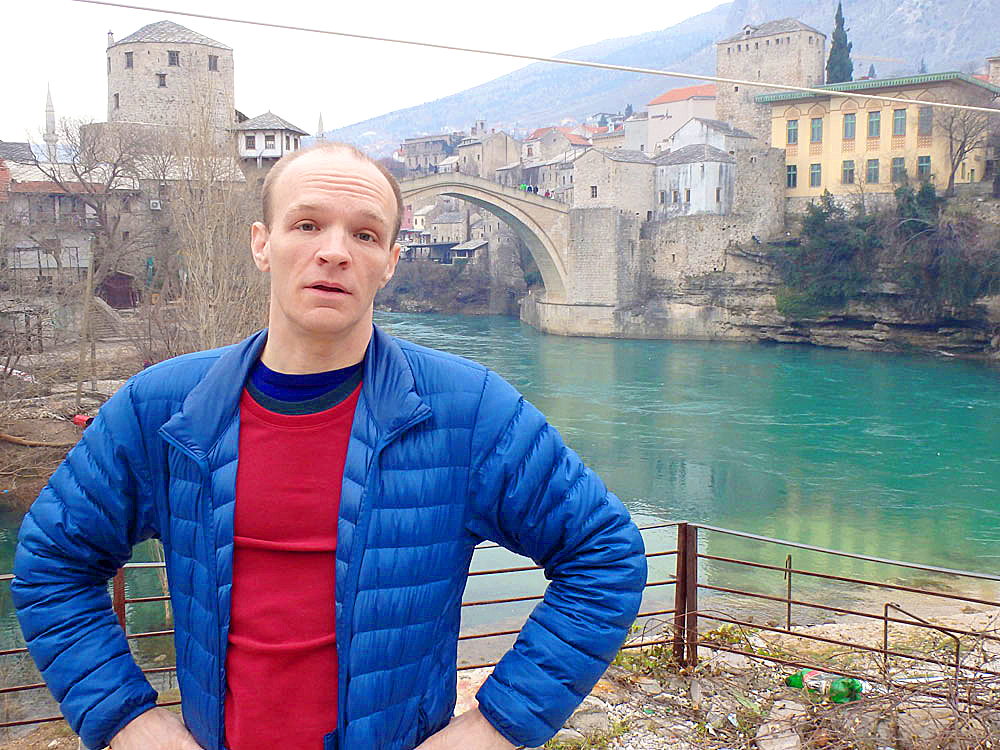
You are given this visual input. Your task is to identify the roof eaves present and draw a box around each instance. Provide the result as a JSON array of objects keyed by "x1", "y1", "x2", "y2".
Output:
[{"x1": 755, "y1": 71, "x2": 1000, "y2": 103}]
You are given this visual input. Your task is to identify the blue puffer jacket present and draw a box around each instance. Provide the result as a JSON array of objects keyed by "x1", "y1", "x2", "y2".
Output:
[{"x1": 13, "y1": 327, "x2": 646, "y2": 750}]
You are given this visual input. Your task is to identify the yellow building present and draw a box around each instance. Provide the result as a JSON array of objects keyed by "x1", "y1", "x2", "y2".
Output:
[{"x1": 756, "y1": 72, "x2": 1000, "y2": 201}]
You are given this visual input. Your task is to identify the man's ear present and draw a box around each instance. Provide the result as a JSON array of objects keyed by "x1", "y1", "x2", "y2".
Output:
[
  {"x1": 250, "y1": 221, "x2": 270, "y2": 272},
  {"x1": 380, "y1": 242, "x2": 401, "y2": 288}
]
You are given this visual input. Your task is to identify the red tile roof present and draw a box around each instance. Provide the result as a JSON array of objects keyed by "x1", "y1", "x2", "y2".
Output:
[
  {"x1": 566, "y1": 133, "x2": 591, "y2": 146},
  {"x1": 973, "y1": 73, "x2": 990, "y2": 82},
  {"x1": 647, "y1": 83, "x2": 717, "y2": 106}
]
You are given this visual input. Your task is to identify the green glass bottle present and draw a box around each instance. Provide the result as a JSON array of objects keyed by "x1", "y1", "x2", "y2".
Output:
[{"x1": 785, "y1": 669, "x2": 864, "y2": 703}]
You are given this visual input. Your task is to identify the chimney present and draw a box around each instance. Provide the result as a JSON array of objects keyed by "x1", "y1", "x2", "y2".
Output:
[{"x1": 107, "y1": 30, "x2": 114, "y2": 47}]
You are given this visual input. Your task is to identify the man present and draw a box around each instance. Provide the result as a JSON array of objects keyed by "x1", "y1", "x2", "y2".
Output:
[{"x1": 13, "y1": 143, "x2": 646, "y2": 750}]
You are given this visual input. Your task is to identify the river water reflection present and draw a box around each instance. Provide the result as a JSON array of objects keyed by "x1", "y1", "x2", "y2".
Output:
[{"x1": 3, "y1": 312, "x2": 999, "y2": 654}]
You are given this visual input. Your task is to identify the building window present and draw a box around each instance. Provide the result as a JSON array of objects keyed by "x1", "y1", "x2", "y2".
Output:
[
  {"x1": 590, "y1": 185, "x2": 598, "y2": 198},
  {"x1": 786, "y1": 165, "x2": 797, "y2": 188},
  {"x1": 526, "y1": 146, "x2": 533, "y2": 157},
  {"x1": 208, "y1": 55, "x2": 218, "y2": 71},
  {"x1": 842, "y1": 160, "x2": 855, "y2": 184},
  {"x1": 786, "y1": 120, "x2": 798, "y2": 145},
  {"x1": 107, "y1": 57, "x2": 111, "y2": 73},
  {"x1": 295, "y1": 137, "x2": 300, "y2": 148},
  {"x1": 918, "y1": 107, "x2": 933, "y2": 136},
  {"x1": 918, "y1": 155, "x2": 931, "y2": 177},
  {"x1": 866, "y1": 159, "x2": 879, "y2": 183},
  {"x1": 125, "y1": 51, "x2": 133, "y2": 69},
  {"x1": 245, "y1": 135, "x2": 256, "y2": 150},
  {"x1": 891, "y1": 157, "x2": 906, "y2": 182},
  {"x1": 843, "y1": 113, "x2": 856, "y2": 139},
  {"x1": 867, "y1": 111, "x2": 880, "y2": 138},
  {"x1": 157, "y1": 73, "x2": 167, "y2": 88},
  {"x1": 264, "y1": 134, "x2": 275, "y2": 150},
  {"x1": 685, "y1": 189, "x2": 691, "y2": 202},
  {"x1": 285, "y1": 135, "x2": 290, "y2": 149},
  {"x1": 893, "y1": 109, "x2": 907, "y2": 136},
  {"x1": 113, "y1": 93, "x2": 119, "y2": 109},
  {"x1": 809, "y1": 163, "x2": 822, "y2": 187},
  {"x1": 168, "y1": 50, "x2": 180, "y2": 66},
  {"x1": 659, "y1": 191, "x2": 665, "y2": 204},
  {"x1": 672, "y1": 190, "x2": 680, "y2": 203},
  {"x1": 810, "y1": 117, "x2": 823, "y2": 143},
  {"x1": 716, "y1": 187, "x2": 721, "y2": 202}
]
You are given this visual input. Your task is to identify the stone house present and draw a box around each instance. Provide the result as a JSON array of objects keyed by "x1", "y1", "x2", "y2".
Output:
[
  {"x1": 521, "y1": 127, "x2": 590, "y2": 162},
  {"x1": 437, "y1": 155, "x2": 460, "y2": 173},
  {"x1": 412, "y1": 204, "x2": 436, "y2": 232},
  {"x1": 429, "y1": 211, "x2": 467, "y2": 244},
  {"x1": 235, "y1": 112, "x2": 307, "y2": 171},
  {"x1": 456, "y1": 130, "x2": 521, "y2": 180},
  {"x1": 401, "y1": 133, "x2": 463, "y2": 175},
  {"x1": 756, "y1": 71, "x2": 1000, "y2": 204},
  {"x1": 654, "y1": 144, "x2": 736, "y2": 217},
  {"x1": 590, "y1": 124, "x2": 625, "y2": 151},
  {"x1": 572, "y1": 149, "x2": 655, "y2": 218}
]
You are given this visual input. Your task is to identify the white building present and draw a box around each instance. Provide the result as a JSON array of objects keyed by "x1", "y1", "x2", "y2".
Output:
[{"x1": 235, "y1": 112, "x2": 308, "y2": 169}]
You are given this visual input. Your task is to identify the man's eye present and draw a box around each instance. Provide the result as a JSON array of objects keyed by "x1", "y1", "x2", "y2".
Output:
[
  {"x1": 297, "y1": 222, "x2": 317, "y2": 232},
  {"x1": 356, "y1": 231, "x2": 376, "y2": 242}
]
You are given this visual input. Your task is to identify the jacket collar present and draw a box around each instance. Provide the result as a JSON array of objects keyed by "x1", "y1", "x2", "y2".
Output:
[{"x1": 160, "y1": 326, "x2": 431, "y2": 459}]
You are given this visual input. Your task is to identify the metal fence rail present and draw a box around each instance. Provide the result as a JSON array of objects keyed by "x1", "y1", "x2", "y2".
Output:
[{"x1": 2, "y1": 520, "x2": 998, "y2": 734}]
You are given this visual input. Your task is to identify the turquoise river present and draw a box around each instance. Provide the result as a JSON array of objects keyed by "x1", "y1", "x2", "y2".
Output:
[{"x1": 2, "y1": 312, "x2": 999, "y2": 658}]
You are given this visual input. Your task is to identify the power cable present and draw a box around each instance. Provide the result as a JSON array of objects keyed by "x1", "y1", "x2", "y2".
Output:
[{"x1": 71, "y1": 0, "x2": 1000, "y2": 116}]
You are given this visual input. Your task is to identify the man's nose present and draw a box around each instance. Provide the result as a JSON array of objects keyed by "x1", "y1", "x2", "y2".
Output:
[{"x1": 315, "y1": 228, "x2": 351, "y2": 265}]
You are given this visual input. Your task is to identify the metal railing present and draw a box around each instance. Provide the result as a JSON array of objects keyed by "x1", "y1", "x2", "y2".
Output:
[{"x1": 3, "y1": 520, "x2": 999, "y2": 733}]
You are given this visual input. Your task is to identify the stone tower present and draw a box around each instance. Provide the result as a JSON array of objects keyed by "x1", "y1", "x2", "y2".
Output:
[
  {"x1": 106, "y1": 20, "x2": 235, "y2": 133},
  {"x1": 988, "y1": 54, "x2": 1000, "y2": 86},
  {"x1": 715, "y1": 19, "x2": 826, "y2": 144}
]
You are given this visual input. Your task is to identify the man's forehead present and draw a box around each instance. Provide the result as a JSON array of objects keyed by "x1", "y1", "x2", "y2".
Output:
[{"x1": 273, "y1": 150, "x2": 394, "y2": 217}]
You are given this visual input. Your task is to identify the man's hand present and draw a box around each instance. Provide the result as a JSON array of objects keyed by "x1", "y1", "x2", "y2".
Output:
[
  {"x1": 110, "y1": 707, "x2": 203, "y2": 750},
  {"x1": 415, "y1": 706, "x2": 516, "y2": 750}
]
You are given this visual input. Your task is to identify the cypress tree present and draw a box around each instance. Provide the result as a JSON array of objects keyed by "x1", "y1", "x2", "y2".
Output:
[{"x1": 826, "y1": 2, "x2": 853, "y2": 84}]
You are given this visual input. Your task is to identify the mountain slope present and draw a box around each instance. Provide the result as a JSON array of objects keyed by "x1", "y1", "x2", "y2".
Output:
[{"x1": 330, "y1": 0, "x2": 1000, "y2": 155}]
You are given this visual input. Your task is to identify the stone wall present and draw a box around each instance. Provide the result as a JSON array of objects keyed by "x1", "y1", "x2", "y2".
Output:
[{"x1": 573, "y1": 151, "x2": 655, "y2": 217}]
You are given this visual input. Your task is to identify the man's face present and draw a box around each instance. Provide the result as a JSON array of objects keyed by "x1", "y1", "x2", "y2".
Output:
[{"x1": 251, "y1": 149, "x2": 400, "y2": 355}]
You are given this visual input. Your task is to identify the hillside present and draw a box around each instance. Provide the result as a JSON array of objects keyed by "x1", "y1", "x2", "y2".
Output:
[{"x1": 327, "y1": 0, "x2": 1000, "y2": 155}]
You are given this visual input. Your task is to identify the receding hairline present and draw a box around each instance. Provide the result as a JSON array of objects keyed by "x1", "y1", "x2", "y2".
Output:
[{"x1": 261, "y1": 142, "x2": 403, "y2": 245}]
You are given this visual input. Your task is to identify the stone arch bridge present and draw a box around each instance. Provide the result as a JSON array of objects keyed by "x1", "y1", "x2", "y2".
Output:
[{"x1": 399, "y1": 174, "x2": 570, "y2": 302}]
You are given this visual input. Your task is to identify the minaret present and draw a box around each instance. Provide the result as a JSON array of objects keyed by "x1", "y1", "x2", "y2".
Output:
[
  {"x1": 316, "y1": 113, "x2": 326, "y2": 142},
  {"x1": 44, "y1": 85, "x2": 58, "y2": 164}
]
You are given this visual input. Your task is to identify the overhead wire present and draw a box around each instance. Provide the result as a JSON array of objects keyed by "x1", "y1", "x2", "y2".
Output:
[{"x1": 71, "y1": 0, "x2": 1000, "y2": 116}]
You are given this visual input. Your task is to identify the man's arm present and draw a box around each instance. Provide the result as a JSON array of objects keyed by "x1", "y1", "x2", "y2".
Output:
[
  {"x1": 463, "y1": 371, "x2": 647, "y2": 749},
  {"x1": 12, "y1": 380, "x2": 163, "y2": 749}
]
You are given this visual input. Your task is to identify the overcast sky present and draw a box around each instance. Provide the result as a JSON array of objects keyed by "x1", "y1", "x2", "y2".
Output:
[{"x1": 2, "y1": 0, "x2": 723, "y2": 143}]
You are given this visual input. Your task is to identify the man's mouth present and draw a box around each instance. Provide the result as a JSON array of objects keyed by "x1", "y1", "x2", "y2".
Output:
[{"x1": 309, "y1": 283, "x2": 348, "y2": 294}]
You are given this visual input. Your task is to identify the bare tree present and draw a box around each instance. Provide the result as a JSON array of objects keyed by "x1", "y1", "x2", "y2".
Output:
[
  {"x1": 936, "y1": 97, "x2": 999, "y2": 196},
  {"x1": 15, "y1": 120, "x2": 159, "y2": 287},
  {"x1": 156, "y1": 116, "x2": 266, "y2": 354}
]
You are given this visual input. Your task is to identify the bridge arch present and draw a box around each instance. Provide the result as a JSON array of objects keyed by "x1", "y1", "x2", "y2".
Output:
[{"x1": 399, "y1": 174, "x2": 569, "y2": 302}]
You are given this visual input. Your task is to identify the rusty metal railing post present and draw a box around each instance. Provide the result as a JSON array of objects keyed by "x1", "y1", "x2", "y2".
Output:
[
  {"x1": 112, "y1": 569, "x2": 126, "y2": 630},
  {"x1": 672, "y1": 523, "x2": 688, "y2": 664},
  {"x1": 685, "y1": 525, "x2": 699, "y2": 666},
  {"x1": 784, "y1": 554, "x2": 793, "y2": 630}
]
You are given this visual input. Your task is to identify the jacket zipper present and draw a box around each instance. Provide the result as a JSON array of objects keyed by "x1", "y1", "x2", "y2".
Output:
[
  {"x1": 339, "y1": 410, "x2": 431, "y2": 749},
  {"x1": 159, "y1": 430, "x2": 220, "y2": 749}
]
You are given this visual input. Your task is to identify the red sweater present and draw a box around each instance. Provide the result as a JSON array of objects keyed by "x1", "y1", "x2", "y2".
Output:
[{"x1": 224, "y1": 385, "x2": 360, "y2": 750}]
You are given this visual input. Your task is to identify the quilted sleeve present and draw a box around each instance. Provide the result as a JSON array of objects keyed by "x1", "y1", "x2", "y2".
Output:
[
  {"x1": 465, "y1": 370, "x2": 647, "y2": 748},
  {"x1": 12, "y1": 380, "x2": 160, "y2": 750}
]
